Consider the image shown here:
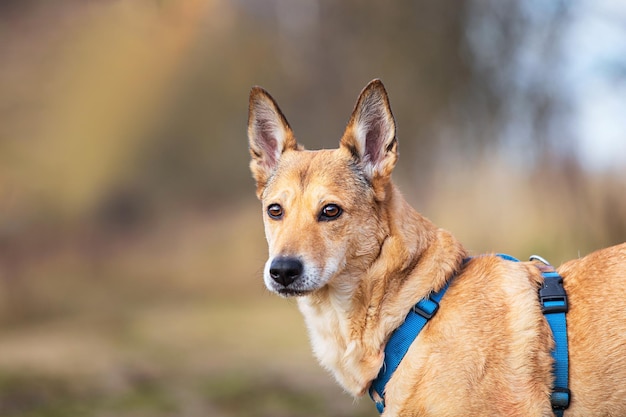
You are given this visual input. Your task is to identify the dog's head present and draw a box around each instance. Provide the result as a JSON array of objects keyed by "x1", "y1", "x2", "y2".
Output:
[{"x1": 248, "y1": 80, "x2": 398, "y2": 297}]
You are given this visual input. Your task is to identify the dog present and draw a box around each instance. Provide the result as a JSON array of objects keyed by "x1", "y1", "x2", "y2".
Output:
[{"x1": 247, "y1": 79, "x2": 626, "y2": 416}]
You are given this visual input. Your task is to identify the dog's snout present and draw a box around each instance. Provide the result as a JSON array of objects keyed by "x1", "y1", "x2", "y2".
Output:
[{"x1": 269, "y1": 257, "x2": 303, "y2": 287}]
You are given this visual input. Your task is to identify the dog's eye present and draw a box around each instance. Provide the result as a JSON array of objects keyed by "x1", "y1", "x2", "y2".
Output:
[
  {"x1": 267, "y1": 204, "x2": 283, "y2": 219},
  {"x1": 319, "y1": 204, "x2": 342, "y2": 221}
]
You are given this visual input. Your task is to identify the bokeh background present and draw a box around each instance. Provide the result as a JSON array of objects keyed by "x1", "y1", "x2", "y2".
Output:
[{"x1": 1, "y1": 1, "x2": 625, "y2": 416}]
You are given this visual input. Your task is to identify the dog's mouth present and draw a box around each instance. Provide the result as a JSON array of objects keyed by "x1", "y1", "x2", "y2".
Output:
[
  {"x1": 276, "y1": 288, "x2": 312, "y2": 297},
  {"x1": 265, "y1": 275, "x2": 321, "y2": 297}
]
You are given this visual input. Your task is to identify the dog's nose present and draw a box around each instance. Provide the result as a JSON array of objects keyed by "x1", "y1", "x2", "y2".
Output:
[{"x1": 269, "y1": 257, "x2": 303, "y2": 287}]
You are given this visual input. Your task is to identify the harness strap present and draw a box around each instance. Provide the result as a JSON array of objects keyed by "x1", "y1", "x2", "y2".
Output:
[
  {"x1": 369, "y1": 280, "x2": 451, "y2": 413},
  {"x1": 533, "y1": 257, "x2": 570, "y2": 415},
  {"x1": 368, "y1": 254, "x2": 570, "y2": 415}
]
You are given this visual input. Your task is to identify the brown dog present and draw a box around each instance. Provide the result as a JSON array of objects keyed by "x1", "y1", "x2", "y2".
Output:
[{"x1": 247, "y1": 79, "x2": 626, "y2": 416}]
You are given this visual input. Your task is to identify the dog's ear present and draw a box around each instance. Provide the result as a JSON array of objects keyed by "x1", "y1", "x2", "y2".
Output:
[
  {"x1": 340, "y1": 79, "x2": 397, "y2": 194},
  {"x1": 248, "y1": 86, "x2": 299, "y2": 197}
]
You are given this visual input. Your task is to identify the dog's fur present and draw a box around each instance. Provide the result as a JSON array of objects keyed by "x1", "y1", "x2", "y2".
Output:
[{"x1": 247, "y1": 79, "x2": 626, "y2": 416}]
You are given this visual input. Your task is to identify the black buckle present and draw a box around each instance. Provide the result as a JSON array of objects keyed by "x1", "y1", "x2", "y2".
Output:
[
  {"x1": 412, "y1": 298, "x2": 439, "y2": 319},
  {"x1": 551, "y1": 387, "x2": 571, "y2": 410},
  {"x1": 539, "y1": 275, "x2": 568, "y2": 314}
]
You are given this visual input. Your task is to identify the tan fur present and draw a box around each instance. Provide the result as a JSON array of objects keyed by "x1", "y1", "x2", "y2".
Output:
[{"x1": 248, "y1": 79, "x2": 626, "y2": 416}]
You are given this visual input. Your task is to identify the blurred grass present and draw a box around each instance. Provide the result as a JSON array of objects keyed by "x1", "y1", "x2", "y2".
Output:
[
  {"x1": 1, "y1": 186, "x2": 622, "y2": 416},
  {"x1": 0, "y1": 203, "x2": 375, "y2": 416},
  {"x1": 0, "y1": 370, "x2": 374, "y2": 417}
]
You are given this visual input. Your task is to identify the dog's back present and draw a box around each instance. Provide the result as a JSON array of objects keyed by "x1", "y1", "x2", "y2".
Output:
[{"x1": 559, "y1": 243, "x2": 626, "y2": 415}]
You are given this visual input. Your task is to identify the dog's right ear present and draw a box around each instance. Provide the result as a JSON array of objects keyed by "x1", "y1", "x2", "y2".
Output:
[
  {"x1": 340, "y1": 79, "x2": 397, "y2": 199},
  {"x1": 248, "y1": 86, "x2": 298, "y2": 197}
]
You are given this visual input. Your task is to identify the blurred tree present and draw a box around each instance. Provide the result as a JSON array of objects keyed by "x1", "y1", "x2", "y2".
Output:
[
  {"x1": 130, "y1": 0, "x2": 474, "y2": 204},
  {"x1": 0, "y1": 0, "x2": 623, "y2": 244}
]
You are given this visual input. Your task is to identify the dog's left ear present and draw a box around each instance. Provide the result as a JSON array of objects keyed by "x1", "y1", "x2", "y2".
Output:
[
  {"x1": 248, "y1": 86, "x2": 299, "y2": 198},
  {"x1": 340, "y1": 79, "x2": 398, "y2": 195}
]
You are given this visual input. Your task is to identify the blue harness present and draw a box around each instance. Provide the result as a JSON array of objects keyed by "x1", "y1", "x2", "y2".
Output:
[{"x1": 369, "y1": 254, "x2": 570, "y2": 415}]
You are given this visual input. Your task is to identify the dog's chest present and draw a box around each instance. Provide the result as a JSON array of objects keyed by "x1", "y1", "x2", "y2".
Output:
[{"x1": 297, "y1": 297, "x2": 350, "y2": 367}]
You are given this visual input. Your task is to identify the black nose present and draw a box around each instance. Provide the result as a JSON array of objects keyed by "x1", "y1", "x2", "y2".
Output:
[{"x1": 269, "y1": 257, "x2": 303, "y2": 287}]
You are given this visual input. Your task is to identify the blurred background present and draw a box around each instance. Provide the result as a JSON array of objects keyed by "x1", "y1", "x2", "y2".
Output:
[{"x1": 0, "y1": 0, "x2": 624, "y2": 416}]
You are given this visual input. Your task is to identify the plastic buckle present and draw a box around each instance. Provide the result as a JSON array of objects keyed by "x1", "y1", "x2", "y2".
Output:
[
  {"x1": 369, "y1": 379, "x2": 386, "y2": 413},
  {"x1": 412, "y1": 298, "x2": 439, "y2": 319},
  {"x1": 551, "y1": 387, "x2": 571, "y2": 410},
  {"x1": 539, "y1": 275, "x2": 568, "y2": 314}
]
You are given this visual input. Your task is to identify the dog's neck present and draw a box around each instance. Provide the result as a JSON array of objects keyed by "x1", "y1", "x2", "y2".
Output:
[{"x1": 297, "y1": 183, "x2": 466, "y2": 396}]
